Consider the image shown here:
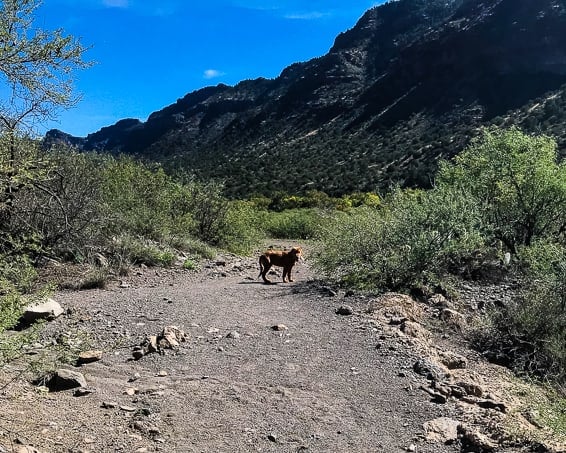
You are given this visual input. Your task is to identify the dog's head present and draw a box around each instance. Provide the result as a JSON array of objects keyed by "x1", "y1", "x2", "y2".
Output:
[{"x1": 289, "y1": 247, "x2": 303, "y2": 262}]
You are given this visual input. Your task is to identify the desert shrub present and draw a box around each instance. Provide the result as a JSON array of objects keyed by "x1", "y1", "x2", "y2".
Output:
[
  {"x1": 218, "y1": 200, "x2": 265, "y2": 255},
  {"x1": 263, "y1": 208, "x2": 326, "y2": 240},
  {"x1": 9, "y1": 149, "x2": 105, "y2": 257},
  {"x1": 314, "y1": 188, "x2": 484, "y2": 290},
  {"x1": 476, "y1": 240, "x2": 566, "y2": 381},
  {"x1": 110, "y1": 235, "x2": 176, "y2": 267},
  {"x1": 101, "y1": 157, "x2": 178, "y2": 240},
  {"x1": 166, "y1": 236, "x2": 216, "y2": 260},
  {"x1": 437, "y1": 127, "x2": 566, "y2": 252}
]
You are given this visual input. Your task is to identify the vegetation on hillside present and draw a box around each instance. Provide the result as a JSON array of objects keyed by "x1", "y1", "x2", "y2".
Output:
[{"x1": 314, "y1": 126, "x2": 566, "y2": 382}]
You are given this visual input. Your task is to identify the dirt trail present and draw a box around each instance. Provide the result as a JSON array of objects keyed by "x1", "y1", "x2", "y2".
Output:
[{"x1": 0, "y1": 250, "x2": 521, "y2": 452}]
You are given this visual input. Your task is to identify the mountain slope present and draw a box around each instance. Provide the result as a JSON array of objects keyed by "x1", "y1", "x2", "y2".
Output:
[{"x1": 45, "y1": 0, "x2": 566, "y2": 197}]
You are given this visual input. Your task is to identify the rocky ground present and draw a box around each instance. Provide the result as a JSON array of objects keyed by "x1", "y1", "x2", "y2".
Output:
[{"x1": 0, "y1": 245, "x2": 564, "y2": 453}]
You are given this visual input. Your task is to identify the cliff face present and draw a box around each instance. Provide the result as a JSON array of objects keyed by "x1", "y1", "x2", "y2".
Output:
[{"x1": 45, "y1": 0, "x2": 566, "y2": 197}]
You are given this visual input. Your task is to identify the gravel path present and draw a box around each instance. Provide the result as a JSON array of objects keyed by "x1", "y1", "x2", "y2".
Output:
[{"x1": 0, "y1": 249, "x2": 539, "y2": 452}]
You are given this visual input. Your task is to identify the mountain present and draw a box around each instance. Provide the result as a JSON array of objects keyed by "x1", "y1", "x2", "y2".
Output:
[{"x1": 45, "y1": 0, "x2": 566, "y2": 198}]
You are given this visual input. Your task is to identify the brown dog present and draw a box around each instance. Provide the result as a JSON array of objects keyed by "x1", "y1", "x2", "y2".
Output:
[{"x1": 258, "y1": 247, "x2": 303, "y2": 284}]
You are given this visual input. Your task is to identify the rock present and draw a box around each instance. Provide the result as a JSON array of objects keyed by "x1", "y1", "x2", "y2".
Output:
[
  {"x1": 438, "y1": 350, "x2": 467, "y2": 369},
  {"x1": 132, "y1": 349, "x2": 145, "y2": 360},
  {"x1": 420, "y1": 385, "x2": 448, "y2": 404},
  {"x1": 128, "y1": 373, "x2": 141, "y2": 382},
  {"x1": 48, "y1": 369, "x2": 87, "y2": 391},
  {"x1": 73, "y1": 387, "x2": 95, "y2": 397},
  {"x1": 120, "y1": 405, "x2": 137, "y2": 412},
  {"x1": 102, "y1": 401, "x2": 118, "y2": 409},
  {"x1": 456, "y1": 381, "x2": 484, "y2": 397},
  {"x1": 401, "y1": 321, "x2": 430, "y2": 340},
  {"x1": 135, "y1": 326, "x2": 188, "y2": 359},
  {"x1": 271, "y1": 324, "x2": 288, "y2": 331},
  {"x1": 226, "y1": 331, "x2": 240, "y2": 339},
  {"x1": 429, "y1": 294, "x2": 452, "y2": 308},
  {"x1": 388, "y1": 316, "x2": 407, "y2": 325},
  {"x1": 463, "y1": 397, "x2": 507, "y2": 413},
  {"x1": 440, "y1": 308, "x2": 466, "y2": 329},
  {"x1": 160, "y1": 326, "x2": 187, "y2": 348},
  {"x1": 335, "y1": 305, "x2": 353, "y2": 316},
  {"x1": 77, "y1": 350, "x2": 103, "y2": 365},
  {"x1": 423, "y1": 417, "x2": 460, "y2": 443},
  {"x1": 458, "y1": 425, "x2": 498, "y2": 450},
  {"x1": 21, "y1": 298, "x2": 64, "y2": 323},
  {"x1": 413, "y1": 358, "x2": 449, "y2": 381},
  {"x1": 16, "y1": 447, "x2": 42, "y2": 453},
  {"x1": 321, "y1": 286, "x2": 338, "y2": 297}
]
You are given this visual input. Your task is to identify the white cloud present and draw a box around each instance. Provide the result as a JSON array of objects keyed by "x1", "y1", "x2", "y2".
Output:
[
  {"x1": 284, "y1": 11, "x2": 329, "y2": 20},
  {"x1": 102, "y1": 0, "x2": 128, "y2": 8},
  {"x1": 203, "y1": 69, "x2": 225, "y2": 79}
]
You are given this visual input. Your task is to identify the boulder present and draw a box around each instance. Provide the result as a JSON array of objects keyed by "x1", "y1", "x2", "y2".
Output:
[
  {"x1": 21, "y1": 298, "x2": 63, "y2": 323},
  {"x1": 423, "y1": 417, "x2": 460, "y2": 443},
  {"x1": 48, "y1": 369, "x2": 87, "y2": 391}
]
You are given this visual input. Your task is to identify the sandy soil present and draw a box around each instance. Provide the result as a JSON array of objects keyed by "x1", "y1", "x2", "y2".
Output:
[{"x1": 0, "y1": 247, "x2": 558, "y2": 452}]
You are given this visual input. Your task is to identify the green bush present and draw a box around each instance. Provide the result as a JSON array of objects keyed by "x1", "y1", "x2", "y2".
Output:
[
  {"x1": 314, "y1": 188, "x2": 484, "y2": 290},
  {"x1": 476, "y1": 240, "x2": 566, "y2": 381},
  {"x1": 263, "y1": 208, "x2": 326, "y2": 240},
  {"x1": 437, "y1": 127, "x2": 566, "y2": 252},
  {"x1": 218, "y1": 200, "x2": 265, "y2": 255},
  {"x1": 110, "y1": 235, "x2": 176, "y2": 267}
]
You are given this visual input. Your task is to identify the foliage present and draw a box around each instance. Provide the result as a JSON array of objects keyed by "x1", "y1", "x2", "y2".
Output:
[
  {"x1": 7, "y1": 148, "x2": 105, "y2": 257},
  {"x1": 0, "y1": 0, "x2": 90, "y2": 132},
  {"x1": 262, "y1": 208, "x2": 326, "y2": 240},
  {"x1": 314, "y1": 187, "x2": 484, "y2": 290},
  {"x1": 437, "y1": 127, "x2": 566, "y2": 252},
  {"x1": 218, "y1": 200, "x2": 265, "y2": 255},
  {"x1": 100, "y1": 156, "x2": 180, "y2": 241},
  {"x1": 476, "y1": 240, "x2": 566, "y2": 381}
]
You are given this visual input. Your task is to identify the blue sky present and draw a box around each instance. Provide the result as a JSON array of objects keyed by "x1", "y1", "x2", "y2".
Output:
[{"x1": 35, "y1": 0, "x2": 383, "y2": 137}]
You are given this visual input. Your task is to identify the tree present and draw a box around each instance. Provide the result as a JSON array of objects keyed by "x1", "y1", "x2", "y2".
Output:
[
  {"x1": 437, "y1": 127, "x2": 566, "y2": 252},
  {"x1": 0, "y1": 0, "x2": 89, "y2": 228}
]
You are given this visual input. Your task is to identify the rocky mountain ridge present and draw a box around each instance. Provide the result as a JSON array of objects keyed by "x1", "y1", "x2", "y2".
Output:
[{"x1": 46, "y1": 0, "x2": 566, "y2": 197}]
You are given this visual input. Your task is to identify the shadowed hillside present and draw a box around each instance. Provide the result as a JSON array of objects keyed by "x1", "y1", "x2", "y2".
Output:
[{"x1": 46, "y1": 0, "x2": 566, "y2": 197}]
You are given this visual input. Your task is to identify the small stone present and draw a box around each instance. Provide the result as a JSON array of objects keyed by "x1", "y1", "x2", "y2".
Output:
[
  {"x1": 124, "y1": 387, "x2": 137, "y2": 396},
  {"x1": 102, "y1": 401, "x2": 118, "y2": 409},
  {"x1": 271, "y1": 324, "x2": 288, "y2": 331},
  {"x1": 120, "y1": 405, "x2": 137, "y2": 412},
  {"x1": 335, "y1": 305, "x2": 353, "y2": 316},
  {"x1": 413, "y1": 358, "x2": 448, "y2": 381},
  {"x1": 438, "y1": 350, "x2": 467, "y2": 369},
  {"x1": 406, "y1": 444, "x2": 417, "y2": 452},
  {"x1": 73, "y1": 387, "x2": 95, "y2": 397},
  {"x1": 17, "y1": 447, "x2": 42, "y2": 453},
  {"x1": 388, "y1": 316, "x2": 407, "y2": 325},
  {"x1": 157, "y1": 370, "x2": 168, "y2": 377},
  {"x1": 226, "y1": 331, "x2": 240, "y2": 339},
  {"x1": 128, "y1": 373, "x2": 141, "y2": 382},
  {"x1": 322, "y1": 286, "x2": 338, "y2": 297},
  {"x1": 440, "y1": 308, "x2": 466, "y2": 329},
  {"x1": 267, "y1": 434, "x2": 277, "y2": 442},
  {"x1": 132, "y1": 350, "x2": 145, "y2": 360},
  {"x1": 456, "y1": 381, "x2": 483, "y2": 397},
  {"x1": 77, "y1": 350, "x2": 103, "y2": 365}
]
